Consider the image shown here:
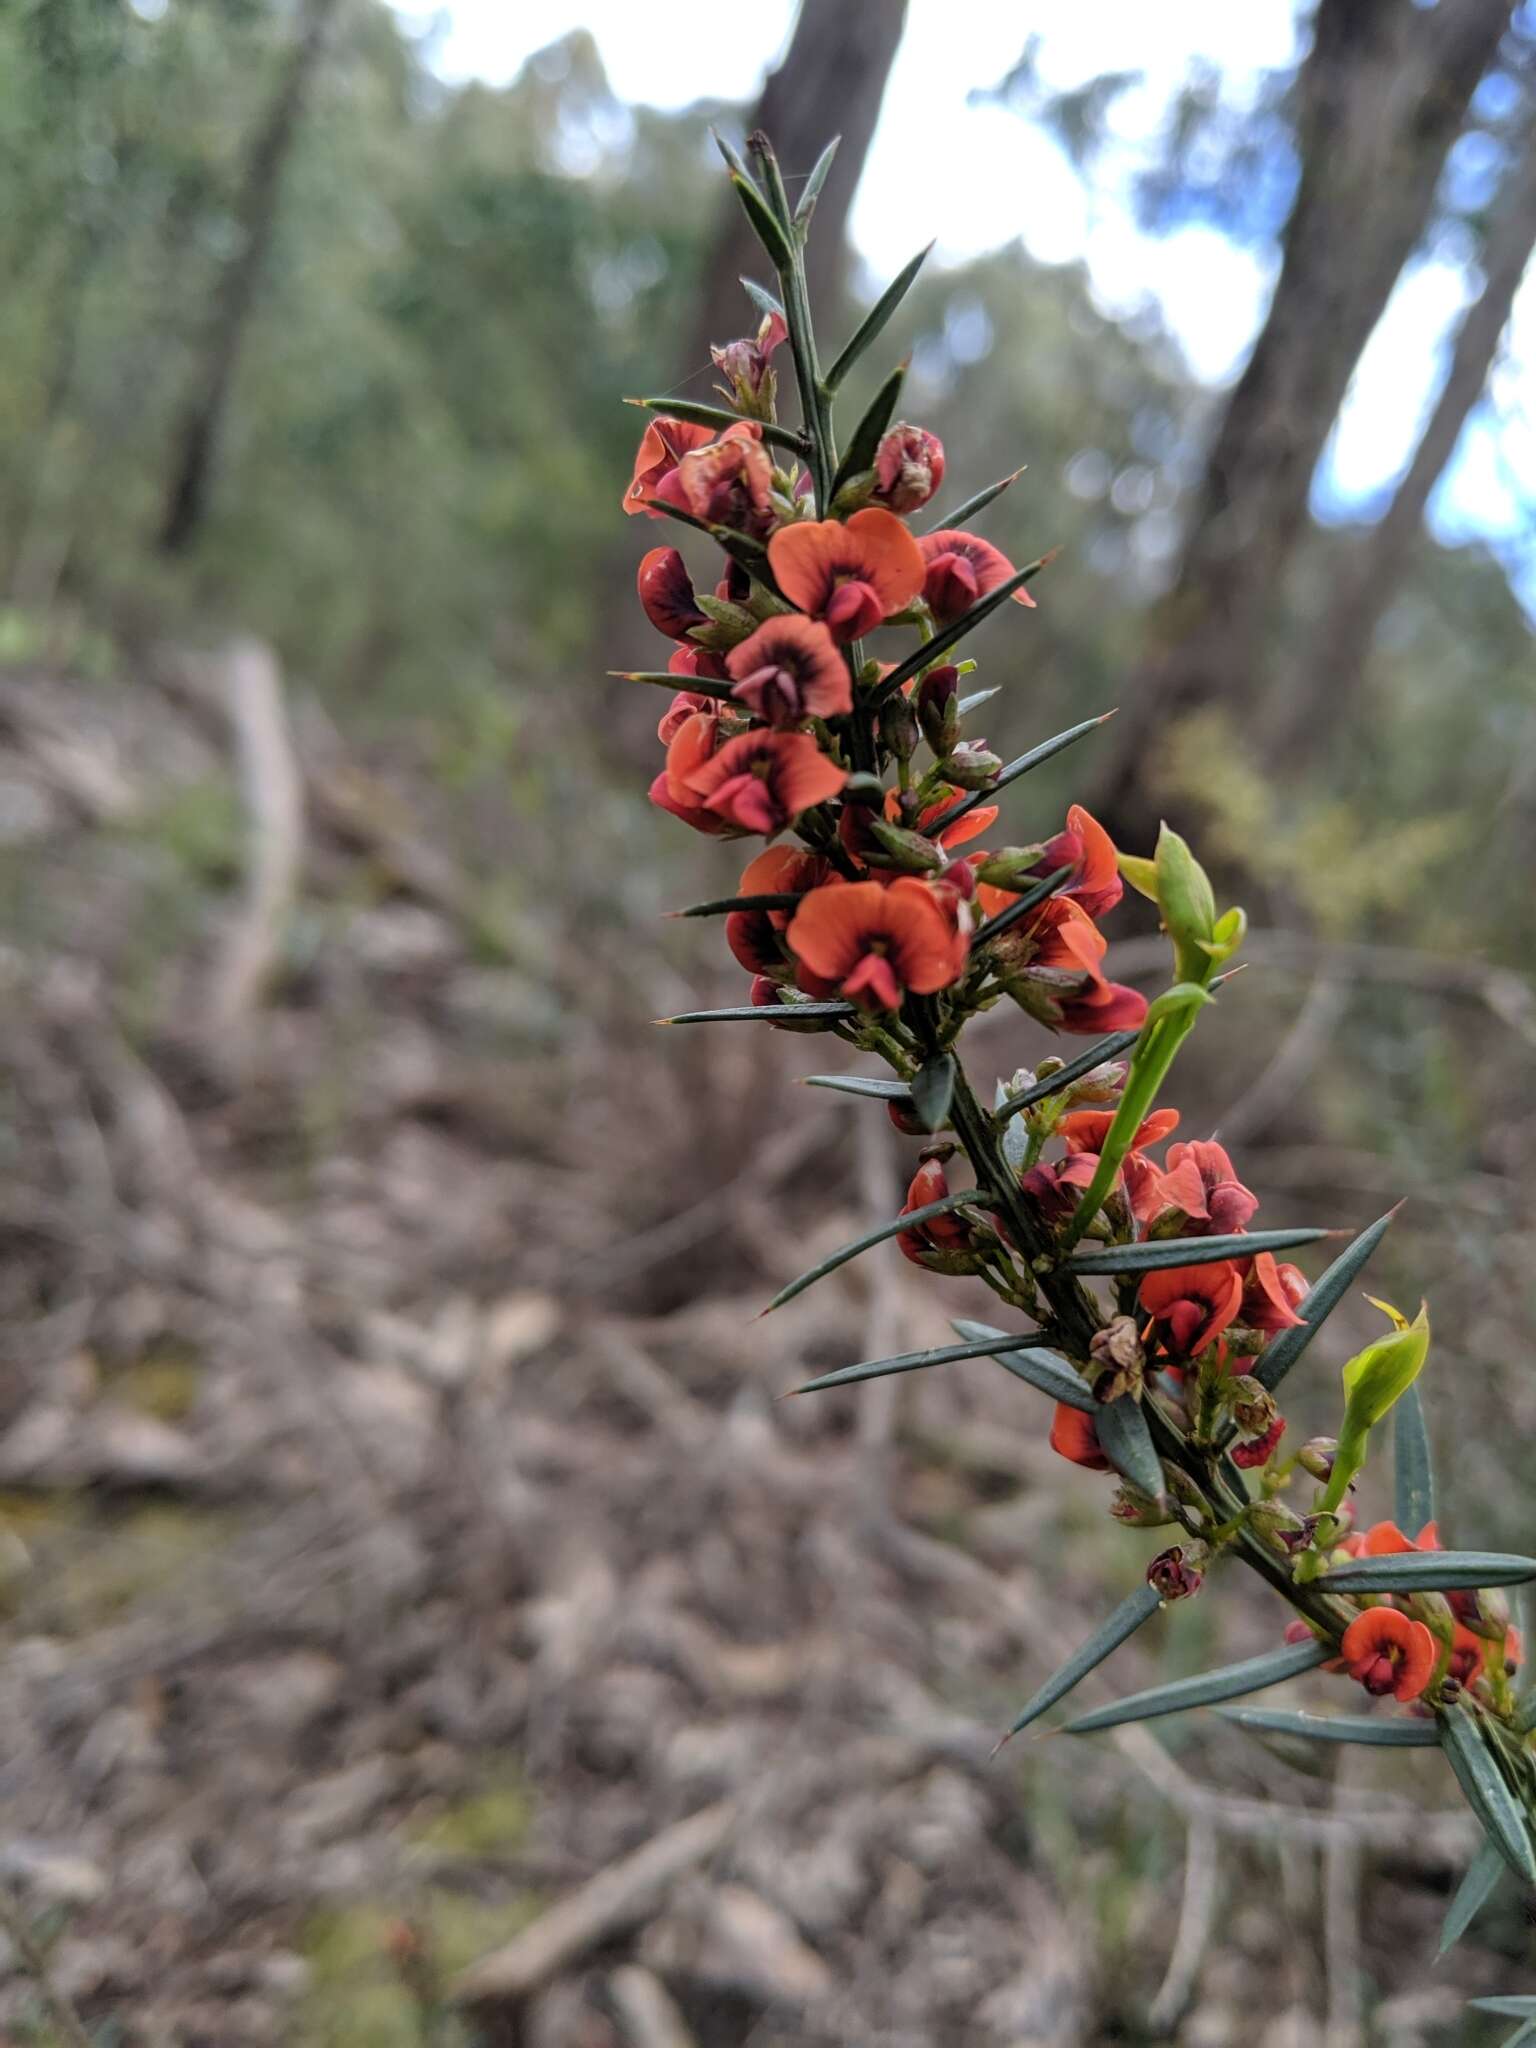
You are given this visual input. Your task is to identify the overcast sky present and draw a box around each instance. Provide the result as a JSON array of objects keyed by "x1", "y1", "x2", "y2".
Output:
[{"x1": 389, "y1": 0, "x2": 1534, "y2": 584}]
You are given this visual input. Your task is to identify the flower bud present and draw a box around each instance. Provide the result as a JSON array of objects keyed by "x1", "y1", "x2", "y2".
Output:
[
  {"x1": 973, "y1": 844, "x2": 1050, "y2": 890},
  {"x1": 939, "y1": 742, "x2": 1001, "y2": 791},
  {"x1": 916, "y1": 665, "x2": 961, "y2": 754},
  {"x1": 1064, "y1": 1060, "x2": 1128, "y2": 1106},
  {"x1": 1406, "y1": 1591, "x2": 1457, "y2": 1647},
  {"x1": 637, "y1": 547, "x2": 707, "y2": 640},
  {"x1": 1111, "y1": 1483, "x2": 1175, "y2": 1528},
  {"x1": 710, "y1": 309, "x2": 787, "y2": 420},
  {"x1": 1230, "y1": 1415, "x2": 1286, "y2": 1469},
  {"x1": 864, "y1": 819, "x2": 945, "y2": 873},
  {"x1": 1458, "y1": 1588, "x2": 1512, "y2": 1641},
  {"x1": 1148, "y1": 1543, "x2": 1207, "y2": 1601},
  {"x1": 1296, "y1": 1437, "x2": 1338, "y2": 1482},
  {"x1": 887, "y1": 1097, "x2": 928, "y2": 1136},
  {"x1": 871, "y1": 423, "x2": 945, "y2": 513},
  {"x1": 1249, "y1": 1501, "x2": 1313, "y2": 1556},
  {"x1": 879, "y1": 690, "x2": 920, "y2": 762}
]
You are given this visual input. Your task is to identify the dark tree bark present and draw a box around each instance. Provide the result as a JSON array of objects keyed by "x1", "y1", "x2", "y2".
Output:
[
  {"x1": 157, "y1": 0, "x2": 340, "y2": 556},
  {"x1": 686, "y1": 0, "x2": 908, "y2": 382},
  {"x1": 1273, "y1": 110, "x2": 1536, "y2": 753},
  {"x1": 1091, "y1": 0, "x2": 1516, "y2": 847}
]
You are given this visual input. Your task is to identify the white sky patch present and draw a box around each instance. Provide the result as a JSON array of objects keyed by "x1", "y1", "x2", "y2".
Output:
[{"x1": 389, "y1": 0, "x2": 1534, "y2": 587}]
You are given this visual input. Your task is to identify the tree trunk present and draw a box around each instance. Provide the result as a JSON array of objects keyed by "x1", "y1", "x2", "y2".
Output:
[
  {"x1": 1090, "y1": 0, "x2": 1515, "y2": 848},
  {"x1": 157, "y1": 0, "x2": 340, "y2": 556},
  {"x1": 1274, "y1": 111, "x2": 1536, "y2": 755},
  {"x1": 686, "y1": 0, "x2": 908, "y2": 382}
]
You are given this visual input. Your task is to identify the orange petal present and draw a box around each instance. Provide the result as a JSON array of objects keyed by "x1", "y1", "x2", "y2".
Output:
[{"x1": 786, "y1": 880, "x2": 887, "y2": 979}]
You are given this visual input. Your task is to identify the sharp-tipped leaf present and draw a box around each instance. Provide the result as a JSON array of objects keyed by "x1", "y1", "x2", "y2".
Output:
[
  {"x1": 829, "y1": 361, "x2": 905, "y2": 501},
  {"x1": 640, "y1": 495, "x2": 773, "y2": 580},
  {"x1": 1093, "y1": 1393, "x2": 1167, "y2": 1502},
  {"x1": 804, "y1": 1074, "x2": 913, "y2": 1103},
  {"x1": 995, "y1": 1031, "x2": 1143, "y2": 1124},
  {"x1": 1003, "y1": 1583, "x2": 1162, "y2": 1737},
  {"x1": 1472, "y1": 2000, "x2": 1536, "y2": 2020},
  {"x1": 957, "y1": 685, "x2": 1001, "y2": 717},
  {"x1": 1440, "y1": 1707, "x2": 1536, "y2": 1882},
  {"x1": 870, "y1": 555, "x2": 1058, "y2": 707},
  {"x1": 951, "y1": 1320, "x2": 1098, "y2": 1413},
  {"x1": 1068, "y1": 1226, "x2": 1328, "y2": 1276},
  {"x1": 1215, "y1": 1706, "x2": 1439, "y2": 1748},
  {"x1": 739, "y1": 275, "x2": 785, "y2": 324},
  {"x1": 795, "y1": 1328, "x2": 1068, "y2": 1398},
  {"x1": 824, "y1": 242, "x2": 933, "y2": 391},
  {"x1": 1254, "y1": 1206, "x2": 1397, "y2": 1393},
  {"x1": 972, "y1": 866, "x2": 1075, "y2": 947},
  {"x1": 1062, "y1": 1639, "x2": 1330, "y2": 1734},
  {"x1": 659, "y1": 1001, "x2": 855, "y2": 1024},
  {"x1": 713, "y1": 129, "x2": 754, "y2": 182},
  {"x1": 632, "y1": 395, "x2": 806, "y2": 455},
  {"x1": 765, "y1": 1189, "x2": 980, "y2": 1314},
  {"x1": 1394, "y1": 1380, "x2": 1436, "y2": 1534},
  {"x1": 1323, "y1": 1552, "x2": 1536, "y2": 1594},
  {"x1": 616, "y1": 669, "x2": 737, "y2": 700},
  {"x1": 675, "y1": 892, "x2": 802, "y2": 917},
  {"x1": 793, "y1": 136, "x2": 840, "y2": 226},
  {"x1": 938, "y1": 711, "x2": 1109, "y2": 823},
  {"x1": 729, "y1": 170, "x2": 795, "y2": 268},
  {"x1": 910, "y1": 1052, "x2": 956, "y2": 1133},
  {"x1": 924, "y1": 467, "x2": 1024, "y2": 534},
  {"x1": 1439, "y1": 1840, "x2": 1507, "y2": 1958}
]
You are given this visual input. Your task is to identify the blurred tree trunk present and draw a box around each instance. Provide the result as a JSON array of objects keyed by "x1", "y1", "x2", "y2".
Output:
[
  {"x1": 157, "y1": 0, "x2": 340, "y2": 556},
  {"x1": 1091, "y1": 0, "x2": 1515, "y2": 849},
  {"x1": 1273, "y1": 113, "x2": 1536, "y2": 755},
  {"x1": 686, "y1": 0, "x2": 908, "y2": 380}
]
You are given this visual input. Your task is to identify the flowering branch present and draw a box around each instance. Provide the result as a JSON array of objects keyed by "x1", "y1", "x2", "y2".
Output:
[{"x1": 618, "y1": 129, "x2": 1536, "y2": 2001}]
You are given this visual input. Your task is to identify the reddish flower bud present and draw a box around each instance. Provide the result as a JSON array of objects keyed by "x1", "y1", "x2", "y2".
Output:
[
  {"x1": 916, "y1": 664, "x2": 960, "y2": 753},
  {"x1": 872, "y1": 423, "x2": 945, "y2": 512},
  {"x1": 1230, "y1": 1416, "x2": 1286, "y2": 1469},
  {"x1": 1148, "y1": 1544, "x2": 1206, "y2": 1601},
  {"x1": 638, "y1": 546, "x2": 707, "y2": 640},
  {"x1": 711, "y1": 310, "x2": 788, "y2": 419},
  {"x1": 919, "y1": 529, "x2": 1038, "y2": 623}
]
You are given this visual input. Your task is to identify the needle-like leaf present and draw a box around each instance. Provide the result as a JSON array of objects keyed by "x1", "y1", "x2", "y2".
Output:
[
  {"x1": 1214, "y1": 1706, "x2": 1439, "y2": 1748},
  {"x1": 829, "y1": 360, "x2": 906, "y2": 501},
  {"x1": 739, "y1": 275, "x2": 786, "y2": 324},
  {"x1": 1394, "y1": 1380, "x2": 1436, "y2": 1535},
  {"x1": 1322, "y1": 1552, "x2": 1536, "y2": 1594},
  {"x1": 1062, "y1": 1639, "x2": 1331, "y2": 1734},
  {"x1": 994, "y1": 1031, "x2": 1143, "y2": 1124},
  {"x1": 971, "y1": 866, "x2": 1075, "y2": 947},
  {"x1": 793, "y1": 136, "x2": 840, "y2": 227},
  {"x1": 910, "y1": 1052, "x2": 956, "y2": 1132},
  {"x1": 1094, "y1": 1393, "x2": 1167, "y2": 1502},
  {"x1": 630, "y1": 395, "x2": 807, "y2": 455},
  {"x1": 924, "y1": 467, "x2": 1025, "y2": 534},
  {"x1": 1438, "y1": 1840, "x2": 1507, "y2": 1958},
  {"x1": 1068, "y1": 1226, "x2": 1328, "y2": 1276},
  {"x1": 937, "y1": 712, "x2": 1111, "y2": 824},
  {"x1": 1253, "y1": 1205, "x2": 1398, "y2": 1393},
  {"x1": 764, "y1": 1189, "x2": 982, "y2": 1315},
  {"x1": 824, "y1": 242, "x2": 933, "y2": 391},
  {"x1": 950, "y1": 1320, "x2": 1099, "y2": 1412},
  {"x1": 1001, "y1": 1583, "x2": 1163, "y2": 1739},
  {"x1": 612, "y1": 670, "x2": 737, "y2": 700},
  {"x1": 792, "y1": 1328, "x2": 1072, "y2": 1398},
  {"x1": 671, "y1": 892, "x2": 803, "y2": 918},
  {"x1": 869, "y1": 553, "x2": 1059, "y2": 707},
  {"x1": 1440, "y1": 1707, "x2": 1536, "y2": 1882},
  {"x1": 658, "y1": 1002, "x2": 854, "y2": 1024},
  {"x1": 803, "y1": 1073, "x2": 913, "y2": 1103}
]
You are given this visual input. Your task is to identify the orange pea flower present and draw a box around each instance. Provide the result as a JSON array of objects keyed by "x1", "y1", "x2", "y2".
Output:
[
  {"x1": 725, "y1": 846, "x2": 830, "y2": 976},
  {"x1": 787, "y1": 876, "x2": 968, "y2": 1011},
  {"x1": 1340, "y1": 1607, "x2": 1437, "y2": 1701},
  {"x1": 726, "y1": 615, "x2": 851, "y2": 725},
  {"x1": 1358, "y1": 1519, "x2": 1440, "y2": 1555},
  {"x1": 656, "y1": 424, "x2": 777, "y2": 536},
  {"x1": 919, "y1": 528, "x2": 1038, "y2": 622},
  {"x1": 1241, "y1": 1252, "x2": 1307, "y2": 1332},
  {"x1": 1050, "y1": 1402, "x2": 1111, "y2": 1471},
  {"x1": 1154, "y1": 1139, "x2": 1259, "y2": 1237},
  {"x1": 896, "y1": 1156, "x2": 976, "y2": 1266},
  {"x1": 650, "y1": 709, "x2": 740, "y2": 836},
  {"x1": 768, "y1": 508, "x2": 926, "y2": 642},
  {"x1": 622, "y1": 415, "x2": 720, "y2": 516},
  {"x1": 676, "y1": 728, "x2": 847, "y2": 838},
  {"x1": 1140, "y1": 1260, "x2": 1245, "y2": 1359},
  {"x1": 1059, "y1": 1108, "x2": 1179, "y2": 1157},
  {"x1": 1003, "y1": 896, "x2": 1149, "y2": 1035}
]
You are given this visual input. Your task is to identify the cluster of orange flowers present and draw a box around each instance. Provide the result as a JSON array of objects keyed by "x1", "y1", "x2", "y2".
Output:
[{"x1": 626, "y1": 388, "x2": 1142, "y2": 1035}]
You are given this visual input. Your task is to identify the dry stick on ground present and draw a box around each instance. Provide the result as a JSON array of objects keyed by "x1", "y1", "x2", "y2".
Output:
[
  {"x1": 205, "y1": 637, "x2": 304, "y2": 1058},
  {"x1": 1147, "y1": 1815, "x2": 1220, "y2": 2033},
  {"x1": 1324, "y1": 1776, "x2": 1366, "y2": 2048},
  {"x1": 450, "y1": 1799, "x2": 738, "y2": 2007},
  {"x1": 607, "y1": 1965, "x2": 699, "y2": 2048}
]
